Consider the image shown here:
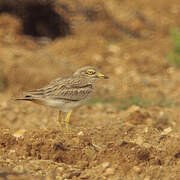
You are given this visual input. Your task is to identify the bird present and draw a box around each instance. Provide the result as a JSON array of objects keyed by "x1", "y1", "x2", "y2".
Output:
[{"x1": 16, "y1": 66, "x2": 109, "y2": 130}]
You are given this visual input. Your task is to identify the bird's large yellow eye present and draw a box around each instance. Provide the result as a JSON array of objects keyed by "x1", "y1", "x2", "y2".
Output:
[{"x1": 87, "y1": 69, "x2": 95, "y2": 75}]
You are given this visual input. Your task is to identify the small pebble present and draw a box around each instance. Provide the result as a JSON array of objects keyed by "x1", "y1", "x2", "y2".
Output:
[
  {"x1": 102, "y1": 162, "x2": 110, "y2": 169},
  {"x1": 104, "y1": 168, "x2": 115, "y2": 176}
]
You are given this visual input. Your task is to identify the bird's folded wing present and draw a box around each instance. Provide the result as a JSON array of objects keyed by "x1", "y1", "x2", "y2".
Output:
[{"x1": 23, "y1": 77, "x2": 93, "y2": 101}]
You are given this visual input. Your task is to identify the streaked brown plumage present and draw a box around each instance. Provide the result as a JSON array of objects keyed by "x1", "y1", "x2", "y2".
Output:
[{"x1": 16, "y1": 66, "x2": 109, "y2": 130}]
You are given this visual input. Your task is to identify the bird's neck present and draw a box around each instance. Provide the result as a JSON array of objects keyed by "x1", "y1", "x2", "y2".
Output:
[{"x1": 74, "y1": 75, "x2": 97, "y2": 84}]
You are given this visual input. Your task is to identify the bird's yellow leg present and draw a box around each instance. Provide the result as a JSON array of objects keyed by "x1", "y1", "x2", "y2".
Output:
[
  {"x1": 58, "y1": 111, "x2": 63, "y2": 130},
  {"x1": 65, "y1": 111, "x2": 72, "y2": 130}
]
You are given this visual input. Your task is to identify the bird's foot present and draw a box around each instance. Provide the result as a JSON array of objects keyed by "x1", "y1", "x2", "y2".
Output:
[{"x1": 58, "y1": 121, "x2": 84, "y2": 134}]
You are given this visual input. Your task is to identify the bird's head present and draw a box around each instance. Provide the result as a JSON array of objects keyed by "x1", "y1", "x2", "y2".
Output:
[{"x1": 73, "y1": 66, "x2": 109, "y2": 79}]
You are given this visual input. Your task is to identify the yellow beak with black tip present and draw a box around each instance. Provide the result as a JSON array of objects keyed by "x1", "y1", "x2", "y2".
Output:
[{"x1": 96, "y1": 73, "x2": 109, "y2": 79}]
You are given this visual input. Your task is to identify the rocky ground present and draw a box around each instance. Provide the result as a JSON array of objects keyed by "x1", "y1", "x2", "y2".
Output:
[{"x1": 0, "y1": 0, "x2": 180, "y2": 179}]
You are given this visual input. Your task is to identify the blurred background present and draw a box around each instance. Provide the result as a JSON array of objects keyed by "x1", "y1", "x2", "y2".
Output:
[{"x1": 0, "y1": 0, "x2": 180, "y2": 103}]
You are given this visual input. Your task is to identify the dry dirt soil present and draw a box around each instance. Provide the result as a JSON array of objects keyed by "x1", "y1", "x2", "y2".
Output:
[{"x1": 0, "y1": 0, "x2": 180, "y2": 179}]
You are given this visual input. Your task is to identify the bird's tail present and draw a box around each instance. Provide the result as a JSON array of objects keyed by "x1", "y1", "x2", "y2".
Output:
[
  {"x1": 15, "y1": 90, "x2": 39, "y2": 101},
  {"x1": 15, "y1": 94, "x2": 44, "y2": 105},
  {"x1": 15, "y1": 97, "x2": 33, "y2": 101},
  {"x1": 15, "y1": 92, "x2": 35, "y2": 101},
  {"x1": 15, "y1": 89, "x2": 45, "y2": 105}
]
